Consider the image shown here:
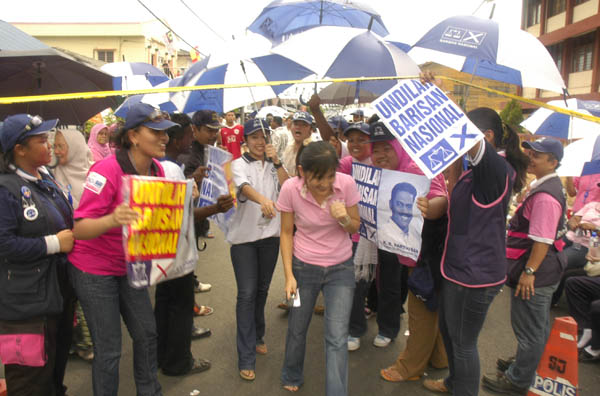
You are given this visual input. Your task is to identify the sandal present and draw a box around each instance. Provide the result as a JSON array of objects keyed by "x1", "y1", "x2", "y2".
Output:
[
  {"x1": 283, "y1": 385, "x2": 299, "y2": 392},
  {"x1": 193, "y1": 304, "x2": 214, "y2": 317},
  {"x1": 256, "y1": 343, "x2": 268, "y2": 355},
  {"x1": 380, "y1": 366, "x2": 420, "y2": 382},
  {"x1": 240, "y1": 369, "x2": 255, "y2": 381}
]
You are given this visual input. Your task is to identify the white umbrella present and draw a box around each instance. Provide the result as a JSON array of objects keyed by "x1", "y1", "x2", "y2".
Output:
[{"x1": 558, "y1": 135, "x2": 600, "y2": 177}]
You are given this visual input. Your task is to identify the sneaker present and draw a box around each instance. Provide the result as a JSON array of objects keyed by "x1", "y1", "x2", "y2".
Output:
[
  {"x1": 194, "y1": 282, "x2": 212, "y2": 293},
  {"x1": 373, "y1": 334, "x2": 392, "y2": 348},
  {"x1": 348, "y1": 336, "x2": 360, "y2": 351},
  {"x1": 191, "y1": 326, "x2": 212, "y2": 340},
  {"x1": 482, "y1": 372, "x2": 527, "y2": 395}
]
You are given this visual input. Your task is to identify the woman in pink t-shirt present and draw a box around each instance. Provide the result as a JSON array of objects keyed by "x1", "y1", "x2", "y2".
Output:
[
  {"x1": 277, "y1": 141, "x2": 360, "y2": 396},
  {"x1": 69, "y1": 103, "x2": 178, "y2": 396}
]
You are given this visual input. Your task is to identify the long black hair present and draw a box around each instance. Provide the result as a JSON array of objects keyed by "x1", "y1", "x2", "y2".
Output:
[
  {"x1": 467, "y1": 107, "x2": 528, "y2": 193},
  {"x1": 296, "y1": 141, "x2": 339, "y2": 179}
]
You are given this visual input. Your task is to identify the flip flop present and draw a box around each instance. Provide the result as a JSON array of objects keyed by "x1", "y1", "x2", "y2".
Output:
[
  {"x1": 283, "y1": 385, "x2": 299, "y2": 392},
  {"x1": 380, "y1": 366, "x2": 420, "y2": 382},
  {"x1": 256, "y1": 343, "x2": 268, "y2": 355},
  {"x1": 240, "y1": 369, "x2": 255, "y2": 381},
  {"x1": 194, "y1": 304, "x2": 214, "y2": 317}
]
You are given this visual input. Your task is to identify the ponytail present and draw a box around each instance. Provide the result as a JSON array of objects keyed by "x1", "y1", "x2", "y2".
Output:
[
  {"x1": 467, "y1": 107, "x2": 528, "y2": 194},
  {"x1": 0, "y1": 151, "x2": 14, "y2": 174}
]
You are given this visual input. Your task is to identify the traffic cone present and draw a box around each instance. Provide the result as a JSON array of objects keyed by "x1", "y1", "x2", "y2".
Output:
[
  {"x1": 528, "y1": 316, "x2": 578, "y2": 396},
  {"x1": 0, "y1": 378, "x2": 6, "y2": 396}
]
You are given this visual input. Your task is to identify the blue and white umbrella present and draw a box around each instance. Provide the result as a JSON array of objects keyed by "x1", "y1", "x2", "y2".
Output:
[
  {"x1": 101, "y1": 62, "x2": 169, "y2": 90},
  {"x1": 521, "y1": 98, "x2": 600, "y2": 140},
  {"x1": 248, "y1": 0, "x2": 389, "y2": 44},
  {"x1": 271, "y1": 26, "x2": 420, "y2": 103},
  {"x1": 408, "y1": 15, "x2": 565, "y2": 93},
  {"x1": 172, "y1": 35, "x2": 315, "y2": 114},
  {"x1": 558, "y1": 134, "x2": 600, "y2": 177},
  {"x1": 114, "y1": 77, "x2": 181, "y2": 118}
]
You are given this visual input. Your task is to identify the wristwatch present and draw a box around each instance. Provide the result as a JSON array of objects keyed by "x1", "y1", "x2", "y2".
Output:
[
  {"x1": 273, "y1": 161, "x2": 283, "y2": 169},
  {"x1": 524, "y1": 266, "x2": 535, "y2": 275}
]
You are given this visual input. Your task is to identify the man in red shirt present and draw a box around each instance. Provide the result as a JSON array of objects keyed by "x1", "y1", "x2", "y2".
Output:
[{"x1": 218, "y1": 111, "x2": 244, "y2": 159}]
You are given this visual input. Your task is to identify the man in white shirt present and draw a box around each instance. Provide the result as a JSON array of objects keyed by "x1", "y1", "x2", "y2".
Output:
[{"x1": 379, "y1": 182, "x2": 421, "y2": 255}]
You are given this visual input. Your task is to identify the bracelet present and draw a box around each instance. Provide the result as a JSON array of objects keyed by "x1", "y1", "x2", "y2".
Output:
[{"x1": 338, "y1": 215, "x2": 351, "y2": 228}]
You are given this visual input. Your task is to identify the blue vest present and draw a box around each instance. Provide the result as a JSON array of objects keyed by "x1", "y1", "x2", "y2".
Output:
[{"x1": 441, "y1": 164, "x2": 515, "y2": 288}]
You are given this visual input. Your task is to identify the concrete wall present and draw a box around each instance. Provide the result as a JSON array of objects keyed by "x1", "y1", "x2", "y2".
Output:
[
  {"x1": 527, "y1": 23, "x2": 541, "y2": 36},
  {"x1": 546, "y1": 12, "x2": 567, "y2": 33},
  {"x1": 567, "y1": 70, "x2": 594, "y2": 94},
  {"x1": 574, "y1": 0, "x2": 599, "y2": 23}
]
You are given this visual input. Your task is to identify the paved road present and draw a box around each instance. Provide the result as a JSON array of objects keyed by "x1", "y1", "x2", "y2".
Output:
[{"x1": 2, "y1": 225, "x2": 598, "y2": 395}]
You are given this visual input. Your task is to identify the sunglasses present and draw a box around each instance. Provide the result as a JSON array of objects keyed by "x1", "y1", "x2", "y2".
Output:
[
  {"x1": 144, "y1": 109, "x2": 170, "y2": 123},
  {"x1": 15, "y1": 115, "x2": 44, "y2": 143}
]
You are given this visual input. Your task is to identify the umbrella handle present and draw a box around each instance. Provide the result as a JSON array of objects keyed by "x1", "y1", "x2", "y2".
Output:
[{"x1": 299, "y1": 93, "x2": 309, "y2": 106}]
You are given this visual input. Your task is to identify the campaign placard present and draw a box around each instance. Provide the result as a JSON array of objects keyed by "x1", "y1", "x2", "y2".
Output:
[
  {"x1": 372, "y1": 79, "x2": 483, "y2": 178},
  {"x1": 198, "y1": 145, "x2": 237, "y2": 234},
  {"x1": 353, "y1": 162, "x2": 431, "y2": 261},
  {"x1": 122, "y1": 175, "x2": 197, "y2": 288}
]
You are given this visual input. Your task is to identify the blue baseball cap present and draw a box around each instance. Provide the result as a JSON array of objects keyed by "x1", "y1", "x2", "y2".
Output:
[
  {"x1": 343, "y1": 122, "x2": 370, "y2": 136},
  {"x1": 351, "y1": 109, "x2": 365, "y2": 117},
  {"x1": 123, "y1": 103, "x2": 179, "y2": 131},
  {"x1": 243, "y1": 118, "x2": 270, "y2": 136},
  {"x1": 0, "y1": 114, "x2": 58, "y2": 152},
  {"x1": 369, "y1": 122, "x2": 395, "y2": 142},
  {"x1": 327, "y1": 116, "x2": 348, "y2": 132},
  {"x1": 291, "y1": 111, "x2": 313, "y2": 125},
  {"x1": 522, "y1": 138, "x2": 563, "y2": 162}
]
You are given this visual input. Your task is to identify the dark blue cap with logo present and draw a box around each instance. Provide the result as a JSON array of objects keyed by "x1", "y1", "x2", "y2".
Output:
[
  {"x1": 291, "y1": 111, "x2": 313, "y2": 125},
  {"x1": 522, "y1": 138, "x2": 563, "y2": 162},
  {"x1": 327, "y1": 116, "x2": 348, "y2": 132},
  {"x1": 123, "y1": 103, "x2": 179, "y2": 131},
  {"x1": 351, "y1": 109, "x2": 365, "y2": 117},
  {"x1": 343, "y1": 122, "x2": 370, "y2": 136},
  {"x1": 243, "y1": 118, "x2": 270, "y2": 136},
  {"x1": 368, "y1": 122, "x2": 395, "y2": 142},
  {"x1": 192, "y1": 109, "x2": 221, "y2": 129},
  {"x1": 0, "y1": 114, "x2": 58, "y2": 152}
]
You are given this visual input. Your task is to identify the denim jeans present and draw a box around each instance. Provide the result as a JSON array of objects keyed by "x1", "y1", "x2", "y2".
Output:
[
  {"x1": 69, "y1": 264, "x2": 162, "y2": 396},
  {"x1": 281, "y1": 256, "x2": 355, "y2": 396},
  {"x1": 439, "y1": 279, "x2": 502, "y2": 396},
  {"x1": 230, "y1": 237, "x2": 279, "y2": 370},
  {"x1": 552, "y1": 245, "x2": 588, "y2": 305},
  {"x1": 506, "y1": 283, "x2": 559, "y2": 389}
]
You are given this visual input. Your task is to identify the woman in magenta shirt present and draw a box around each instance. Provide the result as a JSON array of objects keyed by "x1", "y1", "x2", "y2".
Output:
[
  {"x1": 69, "y1": 103, "x2": 177, "y2": 396},
  {"x1": 277, "y1": 141, "x2": 360, "y2": 396}
]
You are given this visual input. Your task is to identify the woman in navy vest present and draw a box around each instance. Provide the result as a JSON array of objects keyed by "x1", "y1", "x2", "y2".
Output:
[
  {"x1": 0, "y1": 114, "x2": 75, "y2": 396},
  {"x1": 423, "y1": 107, "x2": 528, "y2": 396}
]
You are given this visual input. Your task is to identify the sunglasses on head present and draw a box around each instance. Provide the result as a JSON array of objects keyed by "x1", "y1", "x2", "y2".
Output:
[
  {"x1": 15, "y1": 115, "x2": 44, "y2": 143},
  {"x1": 144, "y1": 109, "x2": 170, "y2": 123}
]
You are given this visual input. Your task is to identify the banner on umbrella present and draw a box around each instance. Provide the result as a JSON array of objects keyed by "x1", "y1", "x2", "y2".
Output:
[
  {"x1": 353, "y1": 162, "x2": 430, "y2": 261},
  {"x1": 372, "y1": 79, "x2": 483, "y2": 178},
  {"x1": 198, "y1": 145, "x2": 237, "y2": 234},
  {"x1": 122, "y1": 175, "x2": 197, "y2": 289}
]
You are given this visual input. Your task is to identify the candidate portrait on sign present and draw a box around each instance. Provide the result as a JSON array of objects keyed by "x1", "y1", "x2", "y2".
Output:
[{"x1": 379, "y1": 182, "x2": 422, "y2": 256}]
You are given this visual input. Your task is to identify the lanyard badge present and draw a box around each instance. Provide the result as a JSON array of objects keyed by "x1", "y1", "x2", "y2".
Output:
[{"x1": 21, "y1": 185, "x2": 39, "y2": 221}]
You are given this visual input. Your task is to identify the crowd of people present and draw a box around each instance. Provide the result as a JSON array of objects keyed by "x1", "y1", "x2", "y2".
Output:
[{"x1": 0, "y1": 75, "x2": 599, "y2": 396}]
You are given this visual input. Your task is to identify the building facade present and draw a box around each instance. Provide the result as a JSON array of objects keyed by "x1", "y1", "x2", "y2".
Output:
[
  {"x1": 522, "y1": 0, "x2": 600, "y2": 102},
  {"x1": 11, "y1": 21, "x2": 193, "y2": 77}
]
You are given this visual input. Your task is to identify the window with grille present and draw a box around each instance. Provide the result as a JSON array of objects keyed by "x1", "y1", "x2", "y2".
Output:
[
  {"x1": 527, "y1": 0, "x2": 542, "y2": 26},
  {"x1": 548, "y1": 43, "x2": 564, "y2": 72},
  {"x1": 97, "y1": 50, "x2": 115, "y2": 63},
  {"x1": 571, "y1": 33, "x2": 595, "y2": 72},
  {"x1": 547, "y1": 0, "x2": 566, "y2": 17}
]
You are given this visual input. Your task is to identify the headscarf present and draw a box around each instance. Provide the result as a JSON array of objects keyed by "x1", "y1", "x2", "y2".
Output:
[
  {"x1": 371, "y1": 138, "x2": 415, "y2": 173},
  {"x1": 54, "y1": 128, "x2": 93, "y2": 209},
  {"x1": 88, "y1": 123, "x2": 111, "y2": 162},
  {"x1": 108, "y1": 123, "x2": 119, "y2": 155}
]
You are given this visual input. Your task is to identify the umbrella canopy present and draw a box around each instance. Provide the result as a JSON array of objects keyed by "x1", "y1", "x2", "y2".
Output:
[
  {"x1": 101, "y1": 62, "x2": 169, "y2": 90},
  {"x1": 248, "y1": 0, "x2": 389, "y2": 44},
  {"x1": 558, "y1": 134, "x2": 600, "y2": 177},
  {"x1": 272, "y1": 26, "x2": 420, "y2": 103},
  {"x1": 408, "y1": 15, "x2": 565, "y2": 93},
  {"x1": 521, "y1": 98, "x2": 600, "y2": 140},
  {"x1": 114, "y1": 77, "x2": 181, "y2": 118},
  {"x1": 171, "y1": 37, "x2": 315, "y2": 114},
  {"x1": 257, "y1": 105, "x2": 289, "y2": 118}
]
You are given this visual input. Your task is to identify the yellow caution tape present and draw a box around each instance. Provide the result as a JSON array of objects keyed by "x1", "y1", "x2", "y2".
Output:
[{"x1": 1, "y1": 75, "x2": 598, "y2": 124}]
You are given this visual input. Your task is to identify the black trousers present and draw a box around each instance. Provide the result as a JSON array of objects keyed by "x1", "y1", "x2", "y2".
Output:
[
  {"x1": 154, "y1": 272, "x2": 195, "y2": 375},
  {"x1": 565, "y1": 275, "x2": 600, "y2": 349},
  {"x1": 376, "y1": 249, "x2": 408, "y2": 339},
  {"x1": 4, "y1": 263, "x2": 76, "y2": 396}
]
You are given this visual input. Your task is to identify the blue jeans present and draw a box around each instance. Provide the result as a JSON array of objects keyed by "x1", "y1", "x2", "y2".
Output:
[
  {"x1": 281, "y1": 256, "x2": 355, "y2": 396},
  {"x1": 506, "y1": 283, "x2": 558, "y2": 389},
  {"x1": 69, "y1": 264, "x2": 162, "y2": 396},
  {"x1": 230, "y1": 237, "x2": 279, "y2": 370},
  {"x1": 439, "y1": 279, "x2": 502, "y2": 396}
]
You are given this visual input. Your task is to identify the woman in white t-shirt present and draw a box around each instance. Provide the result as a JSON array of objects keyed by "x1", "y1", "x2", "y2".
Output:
[{"x1": 227, "y1": 118, "x2": 289, "y2": 381}]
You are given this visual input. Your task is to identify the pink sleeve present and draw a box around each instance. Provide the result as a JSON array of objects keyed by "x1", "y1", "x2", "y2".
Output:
[
  {"x1": 276, "y1": 178, "x2": 295, "y2": 212},
  {"x1": 343, "y1": 175, "x2": 360, "y2": 207},
  {"x1": 337, "y1": 156, "x2": 353, "y2": 175},
  {"x1": 75, "y1": 163, "x2": 118, "y2": 219},
  {"x1": 525, "y1": 193, "x2": 562, "y2": 243},
  {"x1": 427, "y1": 173, "x2": 448, "y2": 200},
  {"x1": 573, "y1": 177, "x2": 580, "y2": 191}
]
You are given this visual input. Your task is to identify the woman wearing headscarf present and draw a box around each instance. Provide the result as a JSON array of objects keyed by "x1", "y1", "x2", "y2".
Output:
[
  {"x1": 88, "y1": 123, "x2": 111, "y2": 162},
  {"x1": 0, "y1": 114, "x2": 76, "y2": 396},
  {"x1": 53, "y1": 128, "x2": 93, "y2": 209}
]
